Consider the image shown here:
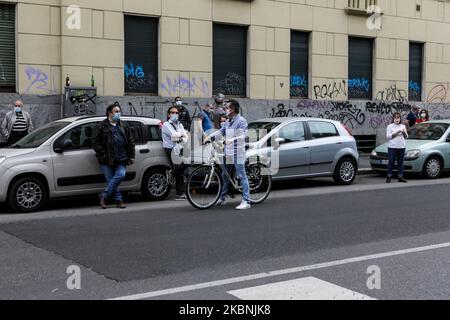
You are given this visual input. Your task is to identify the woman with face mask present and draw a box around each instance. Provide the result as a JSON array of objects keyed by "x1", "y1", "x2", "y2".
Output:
[
  {"x1": 386, "y1": 112, "x2": 408, "y2": 183},
  {"x1": 92, "y1": 103, "x2": 135, "y2": 209},
  {"x1": 162, "y1": 106, "x2": 189, "y2": 200},
  {"x1": 415, "y1": 109, "x2": 429, "y2": 124}
]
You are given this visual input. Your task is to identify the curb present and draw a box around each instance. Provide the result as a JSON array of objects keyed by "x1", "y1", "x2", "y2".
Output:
[{"x1": 357, "y1": 168, "x2": 376, "y2": 175}]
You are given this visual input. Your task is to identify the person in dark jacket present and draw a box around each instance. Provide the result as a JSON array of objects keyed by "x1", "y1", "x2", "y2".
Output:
[
  {"x1": 92, "y1": 103, "x2": 135, "y2": 209},
  {"x1": 174, "y1": 96, "x2": 191, "y2": 131}
]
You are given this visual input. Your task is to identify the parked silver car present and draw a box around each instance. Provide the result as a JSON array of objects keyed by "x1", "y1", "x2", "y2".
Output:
[
  {"x1": 246, "y1": 117, "x2": 359, "y2": 184},
  {"x1": 0, "y1": 116, "x2": 172, "y2": 213}
]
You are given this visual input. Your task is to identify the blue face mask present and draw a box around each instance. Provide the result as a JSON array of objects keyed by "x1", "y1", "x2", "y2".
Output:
[
  {"x1": 112, "y1": 112, "x2": 121, "y2": 122},
  {"x1": 170, "y1": 114, "x2": 179, "y2": 122},
  {"x1": 14, "y1": 107, "x2": 22, "y2": 113}
]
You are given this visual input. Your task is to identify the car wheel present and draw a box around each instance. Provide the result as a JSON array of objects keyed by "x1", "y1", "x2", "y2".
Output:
[
  {"x1": 8, "y1": 177, "x2": 47, "y2": 213},
  {"x1": 422, "y1": 157, "x2": 442, "y2": 179},
  {"x1": 333, "y1": 158, "x2": 357, "y2": 185},
  {"x1": 141, "y1": 168, "x2": 172, "y2": 201}
]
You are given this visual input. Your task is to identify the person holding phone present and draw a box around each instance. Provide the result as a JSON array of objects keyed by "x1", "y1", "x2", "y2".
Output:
[{"x1": 386, "y1": 112, "x2": 408, "y2": 183}]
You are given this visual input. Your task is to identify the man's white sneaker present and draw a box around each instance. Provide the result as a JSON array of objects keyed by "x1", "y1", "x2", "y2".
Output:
[
  {"x1": 236, "y1": 201, "x2": 251, "y2": 210},
  {"x1": 216, "y1": 198, "x2": 226, "y2": 205}
]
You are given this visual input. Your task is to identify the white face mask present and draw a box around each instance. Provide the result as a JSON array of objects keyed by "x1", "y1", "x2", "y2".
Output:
[{"x1": 421, "y1": 113, "x2": 426, "y2": 118}]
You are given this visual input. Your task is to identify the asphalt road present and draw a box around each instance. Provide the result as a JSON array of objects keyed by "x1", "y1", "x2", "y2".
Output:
[{"x1": 1, "y1": 173, "x2": 450, "y2": 300}]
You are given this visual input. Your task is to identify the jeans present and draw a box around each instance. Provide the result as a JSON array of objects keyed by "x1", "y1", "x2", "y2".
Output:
[
  {"x1": 387, "y1": 148, "x2": 406, "y2": 178},
  {"x1": 100, "y1": 163, "x2": 126, "y2": 201},
  {"x1": 220, "y1": 163, "x2": 250, "y2": 203}
]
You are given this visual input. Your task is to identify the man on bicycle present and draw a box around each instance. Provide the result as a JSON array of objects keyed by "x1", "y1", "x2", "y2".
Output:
[{"x1": 209, "y1": 99, "x2": 251, "y2": 210}]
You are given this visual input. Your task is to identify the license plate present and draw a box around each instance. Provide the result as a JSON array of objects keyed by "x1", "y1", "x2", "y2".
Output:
[{"x1": 376, "y1": 160, "x2": 388, "y2": 165}]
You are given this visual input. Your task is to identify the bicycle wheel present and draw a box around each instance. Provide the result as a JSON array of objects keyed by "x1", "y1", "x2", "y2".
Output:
[
  {"x1": 186, "y1": 166, "x2": 222, "y2": 209},
  {"x1": 246, "y1": 163, "x2": 272, "y2": 204}
]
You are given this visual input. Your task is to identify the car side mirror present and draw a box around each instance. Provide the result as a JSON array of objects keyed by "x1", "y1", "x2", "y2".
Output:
[
  {"x1": 446, "y1": 136, "x2": 450, "y2": 143},
  {"x1": 273, "y1": 137, "x2": 285, "y2": 149},
  {"x1": 54, "y1": 139, "x2": 73, "y2": 153}
]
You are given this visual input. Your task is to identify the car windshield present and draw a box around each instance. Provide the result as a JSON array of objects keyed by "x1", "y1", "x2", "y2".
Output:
[
  {"x1": 407, "y1": 123, "x2": 450, "y2": 140},
  {"x1": 248, "y1": 122, "x2": 281, "y2": 142},
  {"x1": 12, "y1": 121, "x2": 71, "y2": 148}
]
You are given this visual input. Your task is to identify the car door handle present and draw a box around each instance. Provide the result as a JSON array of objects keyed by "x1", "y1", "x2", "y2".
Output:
[
  {"x1": 140, "y1": 149, "x2": 150, "y2": 154},
  {"x1": 336, "y1": 142, "x2": 343, "y2": 144}
]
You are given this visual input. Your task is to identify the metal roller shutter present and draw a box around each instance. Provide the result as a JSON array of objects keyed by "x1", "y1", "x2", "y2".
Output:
[
  {"x1": 348, "y1": 37, "x2": 373, "y2": 100},
  {"x1": 409, "y1": 42, "x2": 423, "y2": 102},
  {"x1": 0, "y1": 4, "x2": 16, "y2": 92},
  {"x1": 213, "y1": 24, "x2": 247, "y2": 97},
  {"x1": 290, "y1": 31, "x2": 309, "y2": 98},
  {"x1": 124, "y1": 15, "x2": 158, "y2": 95}
]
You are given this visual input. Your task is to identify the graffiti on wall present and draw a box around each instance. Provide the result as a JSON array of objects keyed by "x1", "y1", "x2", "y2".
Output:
[
  {"x1": 25, "y1": 66, "x2": 57, "y2": 94},
  {"x1": 214, "y1": 72, "x2": 245, "y2": 96},
  {"x1": 408, "y1": 81, "x2": 421, "y2": 101},
  {"x1": 290, "y1": 74, "x2": 308, "y2": 98},
  {"x1": 375, "y1": 84, "x2": 407, "y2": 102},
  {"x1": 268, "y1": 99, "x2": 416, "y2": 130},
  {"x1": 348, "y1": 77, "x2": 371, "y2": 99},
  {"x1": 313, "y1": 80, "x2": 347, "y2": 100},
  {"x1": 124, "y1": 63, "x2": 155, "y2": 92},
  {"x1": 160, "y1": 76, "x2": 210, "y2": 96}
]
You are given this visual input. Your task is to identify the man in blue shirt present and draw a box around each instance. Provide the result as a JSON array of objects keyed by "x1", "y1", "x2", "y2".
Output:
[
  {"x1": 196, "y1": 104, "x2": 214, "y2": 133},
  {"x1": 406, "y1": 105, "x2": 420, "y2": 127}
]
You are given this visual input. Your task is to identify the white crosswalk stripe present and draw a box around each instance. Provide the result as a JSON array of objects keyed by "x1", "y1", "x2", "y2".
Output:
[{"x1": 227, "y1": 277, "x2": 376, "y2": 300}]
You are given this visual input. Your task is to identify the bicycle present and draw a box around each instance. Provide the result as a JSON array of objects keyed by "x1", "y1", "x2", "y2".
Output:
[{"x1": 185, "y1": 140, "x2": 272, "y2": 209}]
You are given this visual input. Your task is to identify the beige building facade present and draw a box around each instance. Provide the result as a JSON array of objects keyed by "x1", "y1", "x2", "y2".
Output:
[{"x1": 1, "y1": 0, "x2": 450, "y2": 102}]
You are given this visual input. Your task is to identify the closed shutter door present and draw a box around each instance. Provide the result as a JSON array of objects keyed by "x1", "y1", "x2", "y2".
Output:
[
  {"x1": 348, "y1": 37, "x2": 373, "y2": 100},
  {"x1": 409, "y1": 43, "x2": 423, "y2": 101},
  {"x1": 213, "y1": 24, "x2": 247, "y2": 97},
  {"x1": 0, "y1": 4, "x2": 15, "y2": 92},
  {"x1": 124, "y1": 15, "x2": 158, "y2": 95},
  {"x1": 290, "y1": 31, "x2": 309, "y2": 98}
]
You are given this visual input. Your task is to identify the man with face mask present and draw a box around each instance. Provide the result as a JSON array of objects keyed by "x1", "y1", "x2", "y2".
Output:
[
  {"x1": 92, "y1": 102, "x2": 135, "y2": 209},
  {"x1": 207, "y1": 99, "x2": 251, "y2": 210},
  {"x1": 212, "y1": 93, "x2": 226, "y2": 130},
  {"x1": 174, "y1": 97, "x2": 191, "y2": 131},
  {"x1": 1, "y1": 100, "x2": 34, "y2": 145}
]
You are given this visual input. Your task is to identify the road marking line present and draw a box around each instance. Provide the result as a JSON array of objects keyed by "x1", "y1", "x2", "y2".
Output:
[
  {"x1": 109, "y1": 241, "x2": 450, "y2": 300},
  {"x1": 227, "y1": 277, "x2": 376, "y2": 300}
]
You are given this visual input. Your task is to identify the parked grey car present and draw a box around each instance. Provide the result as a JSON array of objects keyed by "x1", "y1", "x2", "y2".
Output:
[
  {"x1": 246, "y1": 117, "x2": 359, "y2": 184},
  {"x1": 0, "y1": 116, "x2": 172, "y2": 213}
]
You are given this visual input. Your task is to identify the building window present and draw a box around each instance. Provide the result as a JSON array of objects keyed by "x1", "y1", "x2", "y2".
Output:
[
  {"x1": 0, "y1": 4, "x2": 16, "y2": 92},
  {"x1": 348, "y1": 37, "x2": 373, "y2": 100},
  {"x1": 213, "y1": 24, "x2": 247, "y2": 97},
  {"x1": 124, "y1": 15, "x2": 158, "y2": 95},
  {"x1": 409, "y1": 42, "x2": 423, "y2": 102},
  {"x1": 290, "y1": 31, "x2": 309, "y2": 99}
]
